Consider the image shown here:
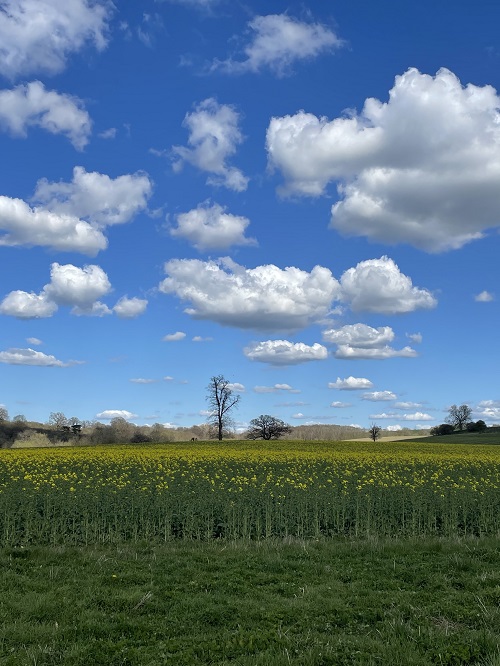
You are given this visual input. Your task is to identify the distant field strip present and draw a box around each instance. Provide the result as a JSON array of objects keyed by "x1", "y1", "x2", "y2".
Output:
[{"x1": 1, "y1": 441, "x2": 499, "y2": 544}]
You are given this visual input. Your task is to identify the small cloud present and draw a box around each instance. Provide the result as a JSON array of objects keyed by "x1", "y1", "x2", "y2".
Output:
[
  {"x1": 394, "y1": 401, "x2": 422, "y2": 410},
  {"x1": 254, "y1": 383, "x2": 300, "y2": 394},
  {"x1": 386, "y1": 424, "x2": 403, "y2": 431},
  {"x1": 163, "y1": 331, "x2": 186, "y2": 342},
  {"x1": 328, "y1": 376, "x2": 373, "y2": 390},
  {"x1": 362, "y1": 391, "x2": 397, "y2": 401},
  {"x1": 330, "y1": 401, "x2": 351, "y2": 408},
  {"x1": 244, "y1": 340, "x2": 327, "y2": 365},
  {"x1": 95, "y1": 409, "x2": 138, "y2": 420},
  {"x1": 164, "y1": 376, "x2": 174, "y2": 381},
  {"x1": 192, "y1": 335, "x2": 213, "y2": 342},
  {"x1": 407, "y1": 332, "x2": 423, "y2": 344},
  {"x1": 291, "y1": 412, "x2": 306, "y2": 419},
  {"x1": 113, "y1": 297, "x2": 148, "y2": 319},
  {"x1": 475, "y1": 291, "x2": 494, "y2": 302},
  {"x1": 0, "y1": 347, "x2": 81, "y2": 367},
  {"x1": 26, "y1": 337, "x2": 42, "y2": 345},
  {"x1": 130, "y1": 378, "x2": 158, "y2": 384},
  {"x1": 401, "y1": 412, "x2": 434, "y2": 421},
  {"x1": 98, "y1": 127, "x2": 117, "y2": 139},
  {"x1": 227, "y1": 382, "x2": 245, "y2": 393}
]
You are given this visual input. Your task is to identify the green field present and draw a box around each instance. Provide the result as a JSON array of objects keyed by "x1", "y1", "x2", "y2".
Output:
[
  {"x1": 1, "y1": 538, "x2": 500, "y2": 666},
  {"x1": 1, "y1": 439, "x2": 499, "y2": 664}
]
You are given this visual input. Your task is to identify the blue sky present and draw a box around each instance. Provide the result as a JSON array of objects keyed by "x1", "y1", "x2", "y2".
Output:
[{"x1": 1, "y1": 0, "x2": 499, "y2": 432}]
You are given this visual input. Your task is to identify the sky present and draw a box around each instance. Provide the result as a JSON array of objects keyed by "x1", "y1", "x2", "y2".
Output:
[{"x1": 0, "y1": 0, "x2": 499, "y2": 432}]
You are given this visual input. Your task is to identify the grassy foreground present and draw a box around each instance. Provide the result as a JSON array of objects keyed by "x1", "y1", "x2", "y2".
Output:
[{"x1": 1, "y1": 537, "x2": 500, "y2": 666}]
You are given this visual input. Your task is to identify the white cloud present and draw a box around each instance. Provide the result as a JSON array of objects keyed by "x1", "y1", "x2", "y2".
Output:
[
  {"x1": 334, "y1": 344, "x2": 417, "y2": 359},
  {"x1": 328, "y1": 376, "x2": 373, "y2": 390},
  {"x1": 44, "y1": 262, "x2": 111, "y2": 307},
  {"x1": 394, "y1": 401, "x2": 423, "y2": 410},
  {"x1": 369, "y1": 412, "x2": 397, "y2": 419},
  {"x1": 227, "y1": 382, "x2": 245, "y2": 393},
  {"x1": 0, "y1": 0, "x2": 112, "y2": 79},
  {"x1": 159, "y1": 257, "x2": 340, "y2": 332},
  {"x1": 330, "y1": 401, "x2": 351, "y2": 408},
  {"x1": 244, "y1": 340, "x2": 328, "y2": 365},
  {"x1": 0, "y1": 167, "x2": 152, "y2": 256},
  {"x1": 386, "y1": 424, "x2": 403, "y2": 431},
  {"x1": 0, "y1": 290, "x2": 57, "y2": 319},
  {"x1": 98, "y1": 127, "x2": 116, "y2": 139},
  {"x1": 407, "y1": 332, "x2": 423, "y2": 344},
  {"x1": 0, "y1": 262, "x2": 121, "y2": 319},
  {"x1": 473, "y1": 400, "x2": 500, "y2": 423},
  {"x1": 164, "y1": 376, "x2": 174, "y2": 381},
  {"x1": 192, "y1": 335, "x2": 213, "y2": 342},
  {"x1": 340, "y1": 256, "x2": 437, "y2": 313},
  {"x1": 95, "y1": 409, "x2": 137, "y2": 420},
  {"x1": 130, "y1": 378, "x2": 158, "y2": 384},
  {"x1": 71, "y1": 301, "x2": 111, "y2": 317},
  {"x1": 113, "y1": 297, "x2": 148, "y2": 319},
  {"x1": 323, "y1": 323, "x2": 394, "y2": 348},
  {"x1": 475, "y1": 290, "x2": 494, "y2": 302},
  {"x1": 0, "y1": 81, "x2": 91, "y2": 149},
  {"x1": 34, "y1": 166, "x2": 152, "y2": 226},
  {"x1": 172, "y1": 98, "x2": 248, "y2": 191},
  {"x1": 323, "y1": 323, "x2": 417, "y2": 359},
  {"x1": 401, "y1": 412, "x2": 434, "y2": 421},
  {"x1": 26, "y1": 337, "x2": 42, "y2": 345},
  {"x1": 211, "y1": 14, "x2": 341, "y2": 76},
  {"x1": 362, "y1": 391, "x2": 397, "y2": 401},
  {"x1": 162, "y1": 331, "x2": 186, "y2": 342},
  {"x1": 292, "y1": 412, "x2": 306, "y2": 419},
  {"x1": 254, "y1": 384, "x2": 300, "y2": 394},
  {"x1": 0, "y1": 195, "x2": 107, "y2": 255},
  {"x1": 170, "y1": 202, "x2": 256, "y2": 251},
  {"x1": 0, "y1": 347, "x2": 80, "y2": 366},
  {"x1": 267, "y1": 68, "x2": 500, "y2": 252}
]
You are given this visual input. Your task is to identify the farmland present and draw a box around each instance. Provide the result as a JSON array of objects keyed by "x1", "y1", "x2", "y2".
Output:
[
  {"x1": 1, "y1": 440, "x2": 500, "y2": 545},
  {"x1": 1, "y1": 440, "x2": 499, "y2": 665}
]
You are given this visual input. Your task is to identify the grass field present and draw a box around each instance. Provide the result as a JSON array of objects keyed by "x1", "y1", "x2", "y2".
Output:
[
  {"x1": 1, "y1": 538, "x2": 500, "y2": 665},
  {"x1": 1, "y1": 439, "x2": 499, "y2": 664}
]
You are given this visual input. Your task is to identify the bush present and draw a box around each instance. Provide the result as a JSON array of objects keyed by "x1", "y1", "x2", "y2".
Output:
[
  {"x1": 430, "y1": 423, "x2": 455, "y2": 436},
  {"x1": 466, "y1": 420, "x2": 487, "y2": 433},
  {"x1": 12, "y1": 432, "x2": 56, "y2": 448}
]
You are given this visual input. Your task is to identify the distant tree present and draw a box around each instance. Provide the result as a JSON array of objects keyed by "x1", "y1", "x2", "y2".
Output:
[
  {"x1": 0, "y1": 406, "x2": 8, "y2": 422},
  {"x1": 48, "y1": 412, "x2": 69, "y2": 428},
  {"x1": 12, "y1": 414, "x2": 27, "y2": 424},
  {"x1": 446, "y1": 404, "x2": 472, "y2": 431},
  {"x1": 206, "y1": 375, "x2": 240, "y2": 441},
  {"x1": 466, "y1": 419, "x2": 487, "y2": 433},
  {"x1": 369, "y1": 423, "x2": 381, "y2": 442},
  {"x1": 430, "y1": 423, "x2": 455, "y2": 436},
  {"x1": 109, "y1": 417, "x2": 134, "y2": 442},
  {"x1": 246, "y1": 415, "x2": 292, "y2": 440}
]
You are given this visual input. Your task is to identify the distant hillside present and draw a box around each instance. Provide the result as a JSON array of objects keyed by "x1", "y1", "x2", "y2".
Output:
[{"x1": 407, "y1": 427, "x2": 500, "y2": 445}]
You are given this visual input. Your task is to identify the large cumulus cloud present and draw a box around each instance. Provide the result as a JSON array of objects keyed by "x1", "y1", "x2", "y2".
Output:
[{"x1": 267, "y1": 68, "x2": 500, "y2": 251}]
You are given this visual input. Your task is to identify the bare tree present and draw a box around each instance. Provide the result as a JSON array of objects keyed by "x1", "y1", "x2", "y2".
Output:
[
  {"x1": 206, "y1": 375, "x2": 240, "y2": 441},
  {"x1": 246, "y1": 415, "x2": 292, "y2": 440},
  {"x1": 446, "y1": 404, "x2": 472, "y2": 431},
  {"x1": 369, "y1": 423, "x2": 381, "y2": 442},
  {"x1": 48, "y1": 412, "x2": 69, "y2": 428}
]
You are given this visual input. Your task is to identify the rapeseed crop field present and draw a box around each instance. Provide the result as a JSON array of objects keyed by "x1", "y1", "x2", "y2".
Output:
[{"x1": 1, "y1": 440, "x2": 499, "y2": 545}]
